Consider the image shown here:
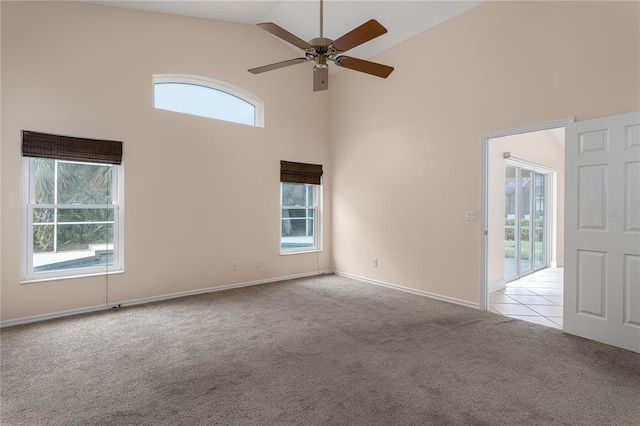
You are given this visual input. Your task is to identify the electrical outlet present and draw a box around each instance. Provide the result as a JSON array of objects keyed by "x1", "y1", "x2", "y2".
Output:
[
  {"x1": 256, "y1": 259, "x2": 261, "y2": 267},
  {"x1": 372, "y1": 258, "x2": 378, "y2": 267},
  {"x1": 232, "y1": 261, "x2": 238, "y2": 270}
]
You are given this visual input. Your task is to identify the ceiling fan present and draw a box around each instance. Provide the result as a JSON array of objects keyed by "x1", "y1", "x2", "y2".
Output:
[{"x1": 248, "y1": 0, "x2": 394, "y2": 91}]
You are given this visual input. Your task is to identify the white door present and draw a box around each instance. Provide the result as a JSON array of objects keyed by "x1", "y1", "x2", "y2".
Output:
[{"x1": 564, "y1": 111, "x2": 640, "y2": 352}]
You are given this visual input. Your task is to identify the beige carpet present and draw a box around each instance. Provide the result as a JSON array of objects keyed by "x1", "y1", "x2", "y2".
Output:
[{"x1": 1, "y1": 274, "x2": 639, "y2": 425}]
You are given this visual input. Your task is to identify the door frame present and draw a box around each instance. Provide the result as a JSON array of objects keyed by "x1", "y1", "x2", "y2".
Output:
[{"x1": 479, "y1": 117, "x2": 574, "y2": 311}]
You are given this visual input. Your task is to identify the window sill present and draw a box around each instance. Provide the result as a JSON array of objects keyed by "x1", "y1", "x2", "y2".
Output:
[
  {"x1": 21, "y1": 269, "x2": 124, "y2": 284},
  {"x1": 280, "y1": 249, "x2": 323, "y2": 256}
]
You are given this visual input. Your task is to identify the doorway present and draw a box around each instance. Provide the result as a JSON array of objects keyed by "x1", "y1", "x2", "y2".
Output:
[
  {"x1": 491, "y1": 152, "x2": 562, "y2": 329},
  {"x1": 480, "y1": 118, "x2": 573, "y2": 328}
]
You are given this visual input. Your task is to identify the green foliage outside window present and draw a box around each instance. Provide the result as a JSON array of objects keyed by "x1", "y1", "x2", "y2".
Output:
[
  {"x1": 33, "y1": 159, "x2": 114, "y2": 252},
  {"x1": 504, "y1": 218, "x2": 544, "y2": 241},
  {"x1": 504, "y1": 218, "x2": 544, "y2": 261}
]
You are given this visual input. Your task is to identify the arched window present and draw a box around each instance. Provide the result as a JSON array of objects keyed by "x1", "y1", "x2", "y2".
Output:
[{"x1": 153, "y1": 74, "x2": 264, "y2": 127}]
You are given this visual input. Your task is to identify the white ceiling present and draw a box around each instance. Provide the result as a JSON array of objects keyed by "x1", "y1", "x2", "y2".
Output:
[
  {"x1": 88, "y1": 1, "x2": 482, "y2": 61},
  {"x1": 548, "y1": 127, "x2": 565, "y2": 150}
]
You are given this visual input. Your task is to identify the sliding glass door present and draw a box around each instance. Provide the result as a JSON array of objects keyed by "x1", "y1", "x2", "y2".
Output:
[
  {"x1": 505, "y1": 165, "x2": 548, "y2": 282},
  {"x1": 519, "y1": 169, "x2": 533, "y2": 276},
  {"x1": 505, "y1": 166, "x2": 518, "y2": 281},
  {"x1": 533, "y1": 173, "x2": 546, "y2": 269}
]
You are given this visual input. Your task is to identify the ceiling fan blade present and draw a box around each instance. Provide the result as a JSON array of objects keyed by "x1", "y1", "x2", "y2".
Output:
[
  {"x1": 313, "y1": 66, "x2": 328, "y2": 91},
  {"x1": 257, "y1": 22, "x2": 313, "y2": 50},
  {"x1": 331, "y1": 19, "x2": 387, "y2": 53},
  {"x1": 248, "y1": 58, "x2": 308, "y2": 74},
  {"x1": 334, "y1": 56, "x2": 394, "y2": 78}
]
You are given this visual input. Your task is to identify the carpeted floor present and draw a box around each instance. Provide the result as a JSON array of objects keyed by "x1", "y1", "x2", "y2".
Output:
[{"x1": 1, "y1": 274, "x2": 639, "y2": 425}]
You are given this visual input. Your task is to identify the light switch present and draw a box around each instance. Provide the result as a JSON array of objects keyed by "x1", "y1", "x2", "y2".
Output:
[{"x1": 466, "y1": 211, "x2": 477, "y2": 221}]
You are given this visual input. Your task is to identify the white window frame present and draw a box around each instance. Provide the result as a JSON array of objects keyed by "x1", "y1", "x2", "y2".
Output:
[
  {"x1": 152, "y1": 74, "x2": 264, "y2": 127},
  {"x1": 21, "y1": 157, "x2": 124, "y2": 282},
  {"x1": 280, "y1": 182, "x2": 322, "y2": 255}
]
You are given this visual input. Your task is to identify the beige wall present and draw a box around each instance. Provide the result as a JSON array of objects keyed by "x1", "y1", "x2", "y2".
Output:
[
  {"x1": 2, "y1": 1, "x2": 639, "y2": 322},
  {"x1": 1, "y1": 2, "x2": 331, "y2": 321},
  {"x1": 330, "y1": 1, "x2": 639, "y2": 304},
  {"x1": 487, "y1": 130, "x2": 565, "y2": 286}
]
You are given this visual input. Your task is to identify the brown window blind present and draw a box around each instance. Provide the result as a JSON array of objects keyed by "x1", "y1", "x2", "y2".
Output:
[
  {"x1": 22, "y1": 130, "x2": 123, "y2": 165},
  {"x1": 280, "y1": 160, "x2": 323, "y2": 185}
]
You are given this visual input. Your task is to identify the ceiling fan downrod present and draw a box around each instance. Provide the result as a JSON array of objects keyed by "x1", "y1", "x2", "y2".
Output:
[{"x1": 319, "y1": 0, "x2": 323, "y2": 38}]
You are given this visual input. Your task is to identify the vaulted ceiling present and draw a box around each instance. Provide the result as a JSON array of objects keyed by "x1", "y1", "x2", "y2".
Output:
[{"x1": 88, "y1": 1, "x2": 482, "y2": 61}]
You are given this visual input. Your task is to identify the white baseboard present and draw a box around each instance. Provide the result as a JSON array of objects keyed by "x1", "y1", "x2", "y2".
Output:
[
  {"x1": 0, "y1": 270, "x2": 332, "y2": 328},
  {"x1": 333, "y1": 271, "x2": 479, "y2": 310},
  {"x1": 2, "y1": 270, "x2": 479, "y2": 327},
  {"x1": 489, "y1": 279, "x2": 506, "y2": 293}
]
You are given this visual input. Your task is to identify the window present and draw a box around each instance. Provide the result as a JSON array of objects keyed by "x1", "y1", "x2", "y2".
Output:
[
  {"x1": 21, "y1": 131, "x2": 123, "y2": 282},
  {"x1": 280, "y1": 161, "x2": 323, "y2": 254},
  {"x1": 281, "y1": 183, "x2": 320, "y2": 253},
  {"x1": 153, "y1": 74, "x2": 264, "y2": 127}
]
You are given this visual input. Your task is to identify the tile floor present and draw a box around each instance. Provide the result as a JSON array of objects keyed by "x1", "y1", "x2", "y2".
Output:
[{"x1": 489, "y1": 267, "x2": 564, "y2": 329}]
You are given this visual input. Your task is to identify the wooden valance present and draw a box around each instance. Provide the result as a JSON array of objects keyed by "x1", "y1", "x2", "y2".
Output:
[
  {"x1": 22, "y1": 130, "x2": 123, "y2": 165},
  {"x1": 280, "y1": 160, "x2": 323, "y2": 185}
]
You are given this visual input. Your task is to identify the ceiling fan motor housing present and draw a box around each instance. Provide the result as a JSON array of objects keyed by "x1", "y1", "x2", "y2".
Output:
[
  {"x1": 307, "y1": 37, "x2": 336, "y2": 62},
  {"x1": 308, "y1": 37, "x2": 333, "y2": 48}
]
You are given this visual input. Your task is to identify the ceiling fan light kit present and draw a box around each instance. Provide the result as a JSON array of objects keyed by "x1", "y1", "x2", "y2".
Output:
[{"x1": 248, "y1": 0, "x2": 395, "y2": 91}]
